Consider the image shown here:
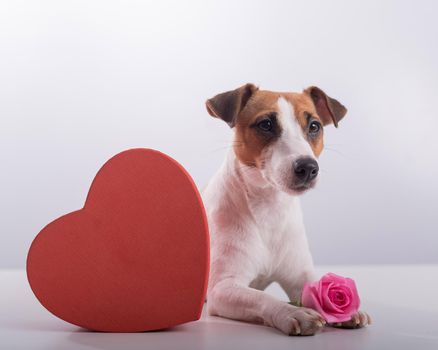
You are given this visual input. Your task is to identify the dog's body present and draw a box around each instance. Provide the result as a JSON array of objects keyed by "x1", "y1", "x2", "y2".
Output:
[{"x1": 203, "y1": 84, "x2": 370, "y2": 335}]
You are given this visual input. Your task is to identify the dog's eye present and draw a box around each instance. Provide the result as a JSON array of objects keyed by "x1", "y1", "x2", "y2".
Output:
[
  {"x1": 309, "y1": 121, "x2": 321, "y2": 135},
  {"x1": 257, "y1": 119, "x2": 273, "y2": 132}
]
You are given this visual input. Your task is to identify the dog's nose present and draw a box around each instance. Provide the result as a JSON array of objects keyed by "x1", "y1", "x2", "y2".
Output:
[{"x1": 293, "y1": 157, "x2": 319, "y2": 182}]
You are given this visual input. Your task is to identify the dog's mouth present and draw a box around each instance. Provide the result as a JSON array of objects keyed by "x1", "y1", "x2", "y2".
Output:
[{"x1": 289, "y1": 181, "x2": 317, "y2": 194}]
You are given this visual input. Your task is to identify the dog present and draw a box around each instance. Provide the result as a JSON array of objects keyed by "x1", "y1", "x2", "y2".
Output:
[{"x1": 202, "y1": 84, "x2": 371, "y2": 335}]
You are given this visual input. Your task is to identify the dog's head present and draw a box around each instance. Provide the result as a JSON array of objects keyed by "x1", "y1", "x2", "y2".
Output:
[{"x1": 206, "y1": 84, "x2": 347, "y2": 195}]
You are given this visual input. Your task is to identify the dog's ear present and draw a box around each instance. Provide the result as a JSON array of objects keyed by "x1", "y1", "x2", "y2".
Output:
[
  {"x1": 305, "y1": 86, "x2": 347, "y2": 127},
  {"x1": 206, "y1": 83, "x2": 258, "y2": 128}
]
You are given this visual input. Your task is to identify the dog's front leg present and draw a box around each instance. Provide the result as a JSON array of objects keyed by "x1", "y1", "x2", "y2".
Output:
[
  {"x1": 208, "y1": 278, "x2": 325, "y2": 335},
  {"x1": 279, "y1": 268, "x2": 317, "y2": 306}
]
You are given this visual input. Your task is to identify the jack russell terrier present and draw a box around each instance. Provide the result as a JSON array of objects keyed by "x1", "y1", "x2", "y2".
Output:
[{"x1": 202, "y1": 84, "x2": 371, "y2": 335}]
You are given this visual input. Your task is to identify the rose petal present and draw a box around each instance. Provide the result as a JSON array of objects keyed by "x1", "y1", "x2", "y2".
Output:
[
  {"x1": 322, "y1": 273, "x2": 347, "y2": 285},
  {"x1": 343, "y1": 278, "x2": 360, "y2": 311},
  {"x1": 317, "y1": 278, "x2": 325, "y2": 302},
  {"x1": 302, "y1": 283, "x2": 331, "y2": 321},
  {"x1": 302, "y1": 283, "x2": 318, "y2": 309},
  {"x1": 324, "y1": 312, "x2": 353, "y2": 323},
  {"x1": 331, "y1": 286, "x2": 353, "y2": 308},
  {"x1": 322, "y1": 287, "x2": 344, "y2": 314},
  {"x1": 328, "y1": 288, "x2": 350, "y2": 308}
]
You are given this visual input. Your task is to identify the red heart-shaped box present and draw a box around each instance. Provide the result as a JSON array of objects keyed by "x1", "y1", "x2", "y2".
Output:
[{"x1": 27, "y1": 149, "x2": 209, "y2": 332}]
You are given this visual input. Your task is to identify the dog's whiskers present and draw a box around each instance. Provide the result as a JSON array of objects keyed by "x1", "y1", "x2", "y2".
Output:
[{"x1": 324, "y1": 146, "x2": 347, "y2": 158}]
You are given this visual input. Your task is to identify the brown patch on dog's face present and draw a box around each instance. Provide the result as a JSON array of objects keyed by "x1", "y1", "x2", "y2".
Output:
[
  {"x1": 285, "y1": 93, "x2": 325, "y2": 157},
  {"x1": 233, "y1": 91, "x2": 282, "y2": 167},
  {"x1": 233, "y1": 91, "x2": 325, "y2": 167}
]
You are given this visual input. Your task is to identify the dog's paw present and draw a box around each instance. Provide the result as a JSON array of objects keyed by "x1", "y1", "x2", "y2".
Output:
[
  {"x1": 273, "y1": 305, "x2": 326, "y2": 336},
  {"x1": 331, "y1": 311, "x2": 372, "y2": 329}
]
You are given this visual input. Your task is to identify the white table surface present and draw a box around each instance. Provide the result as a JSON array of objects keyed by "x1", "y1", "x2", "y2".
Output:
[{"x1": 1, "y1": 265, "x2": 438, "y2": 350}]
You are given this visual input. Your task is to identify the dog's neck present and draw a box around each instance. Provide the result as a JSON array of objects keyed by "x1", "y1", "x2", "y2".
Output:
[{"x1": 223, "y1": 149, "x2": 299, "y2": 221}]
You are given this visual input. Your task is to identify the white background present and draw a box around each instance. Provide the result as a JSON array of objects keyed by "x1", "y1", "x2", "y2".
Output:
[{"x1": 1, "y1": 0, "x2": 437, "y2": 268}]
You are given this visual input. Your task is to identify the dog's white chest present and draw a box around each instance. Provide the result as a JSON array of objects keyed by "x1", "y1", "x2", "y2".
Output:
[{"x1": 244, "y1": 193, "x2": 308, "y2": 274}]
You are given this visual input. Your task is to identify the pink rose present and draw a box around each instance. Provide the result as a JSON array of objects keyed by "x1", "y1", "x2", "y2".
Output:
[{"x1": 301, "y1": 273, "x2": 360, "y2": 323}]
